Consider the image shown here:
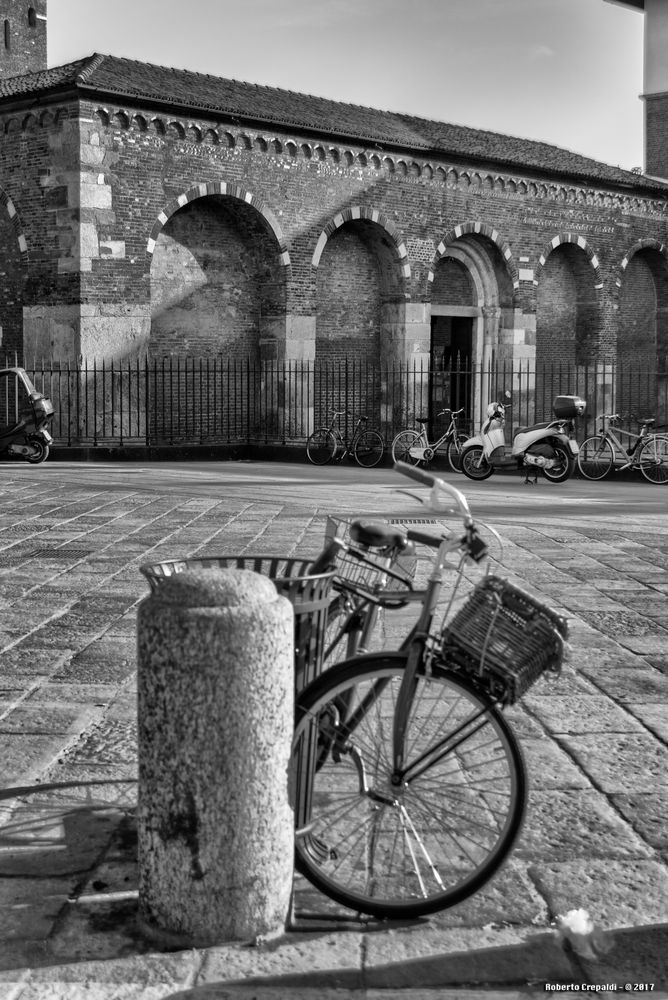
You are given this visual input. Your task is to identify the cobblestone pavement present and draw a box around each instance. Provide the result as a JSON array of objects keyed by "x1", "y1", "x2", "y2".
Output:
[{"x1": 1, "y1": 466, "x2": 668, "y2": 999}]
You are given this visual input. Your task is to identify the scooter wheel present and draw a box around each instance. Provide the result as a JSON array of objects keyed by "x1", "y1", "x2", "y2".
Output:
[
  {"x1": 541, "y1": 445, "x2": 573, "y2": 483},
  {"x1": 461, "y1": 446, "x2": 494, "y2": 481},
  {"x1": 26, "y1": 438, "x2": 49, "y2": 464}
]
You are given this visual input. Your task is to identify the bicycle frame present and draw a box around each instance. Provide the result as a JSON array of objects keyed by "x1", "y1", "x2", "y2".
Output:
[
  {"x1": 597, "y1": 417, "x2": 650, "y2": 471},
  {"x1": 326, "y1": 411, "x2": 370, "y2": 460},
  {"x1": 415, "y1": 408, "x2": 464, "y2": 455}
]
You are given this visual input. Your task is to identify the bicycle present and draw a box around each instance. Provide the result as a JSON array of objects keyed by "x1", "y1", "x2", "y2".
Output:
[
  {"x1": 391, "y1": 407, "x2": 468, "y2": 473},
  {"x1": 292, "y1": 462, "x2": 568, "y2": 919},
  {"x1": 577, "y1": 413, "x2": 668, "y2": 484},
  {"x1": 306, "y1": 410, "x2": 384, "y2": 468}
]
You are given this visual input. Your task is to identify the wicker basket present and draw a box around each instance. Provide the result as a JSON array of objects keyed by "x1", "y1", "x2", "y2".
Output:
[
  {"x1": 140, "y1": 556, "x2": 334, "y2": 695},
  {"x1": 440, "y1": 575, "x2": 568, "y2": 705},
  {"x1": 324, "y1": 516, "x2": 414, "y2": 604}
]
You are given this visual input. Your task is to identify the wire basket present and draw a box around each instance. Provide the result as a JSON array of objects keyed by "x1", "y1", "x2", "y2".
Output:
[
  {"x1": 440, "y1": 575, "x2": 568, "y2": 705},
  {"x1": 324, "y1": 516, "x2": 414, "y2": 604},
  {"x1": 140, "y1": 556, "x2": 334, "y2": 695}
]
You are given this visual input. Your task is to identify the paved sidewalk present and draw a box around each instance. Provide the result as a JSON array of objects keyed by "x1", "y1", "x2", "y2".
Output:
[{"x1": 1, "y1": 467, "x2": 668, "y2": 998}]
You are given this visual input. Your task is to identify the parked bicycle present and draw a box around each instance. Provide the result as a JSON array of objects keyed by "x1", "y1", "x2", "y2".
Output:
[
  {"x1": 391, "y1": 407, "x2": 468, "y2": 473},
  {"x1": 306, "y1": 410, "x2": 384, "y2": 468},
  {"x1": 577, "y1": 413, "x2": 668, "y2": 484},
  {"x1": 292, "y1": 462, "x2": 568, "y2": 918}
]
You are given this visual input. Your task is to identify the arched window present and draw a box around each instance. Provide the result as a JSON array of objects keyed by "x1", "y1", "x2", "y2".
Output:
[
  {"x1": 28, "y1": 8, "x2": 37, "y2": 27},
  {"x1": 4, "y1": 20, "x2": 10, "y2": 49}
]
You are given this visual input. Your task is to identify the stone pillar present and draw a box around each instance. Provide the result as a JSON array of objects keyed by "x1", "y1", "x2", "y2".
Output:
[
  {"x1": 259, "y1": 314, "x2": 315, "y2": 439},
  {"x1": 136, "y1": 568, "x2": 294, "y2": 946}
]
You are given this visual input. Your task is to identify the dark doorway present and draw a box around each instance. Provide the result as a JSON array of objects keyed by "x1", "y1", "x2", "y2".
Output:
[{"x1": 430, "y1": 316, "x2": 473, "y2": 434}]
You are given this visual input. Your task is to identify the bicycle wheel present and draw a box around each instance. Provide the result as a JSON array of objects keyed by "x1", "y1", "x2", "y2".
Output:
[
  {"x1": 639, "y1": 435, "x2": 668, "y2": 484},
  {"x1": 577, "y1": 436, "x2": 614, "y2": 480},
  {"x1": 446, "y1": 433, "x2": 469, "y2": 474},
  {"x1": 391, "y1": 430, "x2": 423, "y2": 466},
  {"x1": 353, "y1": 430, "x2": 384, "y2": 468},
  {"x1": 292, "y1": 652, "x2": 526, "y2": 919},
  {"x1": 307, "y1": 429, "x2": 337, "y2": 465}
]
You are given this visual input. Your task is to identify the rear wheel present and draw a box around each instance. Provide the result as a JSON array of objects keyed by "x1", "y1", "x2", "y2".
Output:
[
  {"x1": 354, "y1": 430, "x2": 384, "y2": 468},
  {"x1": 446, "y1": 433, "x2": 469, "y2": 474},
  {"x1": 292, "y1": 652, "x2": 525, "y2": 919},
  {"x1": 577, "y1": 436, "x2": 614, "y2": 480},
  {"x1": 639, "y1": 435, "x2": 668, "y2": 484},
  {"x1": 461, "y1": 446, "x2": 494, "y2": 481},
  {"x1": 26, "y1": 437, "x2": 49, "y2": 464},
  {"x1": 391, "y1": 430, "x2": 423, "y2": 466},
  {"x1": 307, "y1": 429, "x2": 337, "y2": 465},
  {"x1": 541, "y1": 444, "x2": 574, "y2": 483}
]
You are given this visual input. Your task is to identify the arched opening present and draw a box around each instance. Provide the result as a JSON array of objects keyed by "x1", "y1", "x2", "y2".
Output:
[
  {"x1": 617, "y1": 249, "x2": 668, "y2": 424},
  {"x1": 314, "y1": 218, "x2": 405, "y2": 426},
  {"x1": 431, "y1": 234, "x2": 514, "y2": 432},
  {"x1": 535, "y1": 243, "x2": 599, "y2": 415},
  {"x1": 149, "y1": 194, "x2": 287, "y2": 442}
]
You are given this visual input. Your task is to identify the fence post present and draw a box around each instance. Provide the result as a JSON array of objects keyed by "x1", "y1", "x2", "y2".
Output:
[{"x1": 136, "y1": 568, "x2": 295, "y2": 946}]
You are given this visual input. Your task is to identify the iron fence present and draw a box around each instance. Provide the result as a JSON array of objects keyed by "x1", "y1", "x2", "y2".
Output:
[{"x1": 4, "y1": 354, "x2": 668, "y2": 449}]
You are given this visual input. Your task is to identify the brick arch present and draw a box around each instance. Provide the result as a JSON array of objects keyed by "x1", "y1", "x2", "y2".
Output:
[
  {"x1": 0, "y1": 187, "x2": 29, "y2": 258},
  {"x1": 428, "y1": 220, "x2": 517, "y2": 287},
  {"x1": 310, "y1": 206, "x2": 410, "y2": 280},
  {"x1": 615, "y1": 238, "x2": 666, "y2": 289},
  {"x1": 146, "y1": 182, "x2": 291, "y2": 266},
  {"x1": 538, "y1": 233, "x2": 603, "y2": 289}
]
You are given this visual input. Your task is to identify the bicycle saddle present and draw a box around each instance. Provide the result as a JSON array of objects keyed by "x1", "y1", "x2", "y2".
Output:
[
  {"x1": 416, "y1": 417, "x2": 429, "y2": 424},
  {"x1": 349, "y1": 520, "x2": 409, "y2": 550},
  {"x1": 641, "y1": 418, "x2": 655, "y2": 426}
]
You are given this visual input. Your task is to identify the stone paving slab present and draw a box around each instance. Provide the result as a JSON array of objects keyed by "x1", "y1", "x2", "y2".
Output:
[{"x1": 2, "y1": 469, "x2": 668, "y2": 994}]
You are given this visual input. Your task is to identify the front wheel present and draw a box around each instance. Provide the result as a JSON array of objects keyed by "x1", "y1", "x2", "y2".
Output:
[
  {"x1": 446, "y1": 433, "x2": 469, "y2": 474},
  {"x1": 353, "y1": 429, "x2": 384, "y2": 468},
  {"x1": 639, "y1": 435, "x2": 668, "y2": 484},
  {"x1": 541, "y1": 444, "x2": 574, "y2": 483},
  {"x1": 306, "y1": 429, "x2": 337, "y2": 465},
  {"x1": 291, "y1": 652, "x2": 526, "y2": 919},
  {"x1": 26, "y1": 437, "x2": 49, "y2": 464},
  {"x1": 461, "y1": 446, "x2": 494, "y2": 481},
  {"x1": 391, "y1": 429, "x2": 423, "y2": 466},
  {"x1": 577, "y1": 436, "x2": 614, "y2": 480}
]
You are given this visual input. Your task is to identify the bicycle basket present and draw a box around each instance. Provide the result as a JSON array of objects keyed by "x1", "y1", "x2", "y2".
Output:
[
  {"x1": 440, "y1": 575, "x2": 568, "y2": 705},
  {"x1": 140, "y1": 556, "x2": 334, "y2": 695},
  {"x1": 324, "y1": 516, "x2": 414, "y2": 604}
]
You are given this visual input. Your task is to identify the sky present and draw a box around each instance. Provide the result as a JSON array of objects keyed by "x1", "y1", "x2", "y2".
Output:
[{"x1": 48, "y1": 0, "x2": 646, "y2": 171}]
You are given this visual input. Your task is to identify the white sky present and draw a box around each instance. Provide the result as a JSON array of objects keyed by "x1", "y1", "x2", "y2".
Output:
[{"x1": 48, "y1": 0, "x2": 646, "y2": 171}]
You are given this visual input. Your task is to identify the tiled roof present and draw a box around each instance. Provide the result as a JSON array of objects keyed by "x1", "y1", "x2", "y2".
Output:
[{"x1": 1, "y1": 53, "x2": 665, "y2": 192}]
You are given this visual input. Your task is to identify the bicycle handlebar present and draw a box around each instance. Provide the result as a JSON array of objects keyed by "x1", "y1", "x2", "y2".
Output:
[{"x1": 394, "y1": 461, "x2": 473, "y2": 524}]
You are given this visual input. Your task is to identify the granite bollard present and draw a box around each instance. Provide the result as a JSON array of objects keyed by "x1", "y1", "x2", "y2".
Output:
[{"x1": 136, "y1": 567, "x2": 294, "y2": 946}]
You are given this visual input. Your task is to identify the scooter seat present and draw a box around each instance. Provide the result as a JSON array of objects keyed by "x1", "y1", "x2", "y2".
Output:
[{"x1": 513, "y1": 421, "x2": 551, "y2": 438}]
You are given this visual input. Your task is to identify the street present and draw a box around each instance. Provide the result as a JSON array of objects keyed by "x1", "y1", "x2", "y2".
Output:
[{"x1": 5, "y1": 457, "x2": 668, "y2": 519}]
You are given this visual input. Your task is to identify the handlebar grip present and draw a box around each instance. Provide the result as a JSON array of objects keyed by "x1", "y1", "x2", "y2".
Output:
[{"x1": 393, "y1": 460, "x2": 437, "y2": 488}]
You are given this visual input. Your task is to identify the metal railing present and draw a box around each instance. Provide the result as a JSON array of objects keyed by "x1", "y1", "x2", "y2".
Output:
[{"x1": 3, "y1": 354, "x2": 667, "y2": 449}]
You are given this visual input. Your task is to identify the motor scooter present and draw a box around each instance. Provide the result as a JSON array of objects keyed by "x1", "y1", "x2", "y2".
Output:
[
  {"x1": 0, "y1": 366, "x2": 54, "y2": 464},
  {"x1": 460, "y1": 393, "x2": 586, "y2": 484}
]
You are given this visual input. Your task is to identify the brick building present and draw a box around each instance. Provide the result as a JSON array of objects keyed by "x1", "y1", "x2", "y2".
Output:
[{"x1": 1, "y1": 0, "x2": 668, "y2": 438}]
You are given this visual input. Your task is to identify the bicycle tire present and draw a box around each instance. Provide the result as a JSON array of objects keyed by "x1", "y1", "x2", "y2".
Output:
[
  {"x1": 353, "y1": 429, "x2": 384, "y2": 468},
  {"x1": 307, "y1": 429, "x2": 337, "y2": 465},
  {"x1": 577, "y1": 436, "x2": 614, "y2": 480},
  {"x1": 446, "y1": 433, "x2": 469, "y2": 474},
  {"x1": 391, "y1": 430, "x2": 423, "y2": 466},
  {"x1": 292, "y1": 652, "x2": 526, "y2": 919},
  {"x1": 639, "y1": 435, "x2": 668, "y2": 484}
]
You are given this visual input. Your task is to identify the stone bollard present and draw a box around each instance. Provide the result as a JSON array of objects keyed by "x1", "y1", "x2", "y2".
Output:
[{"x1": 136, "y1": 567, "x2": 294, "y2": 947}]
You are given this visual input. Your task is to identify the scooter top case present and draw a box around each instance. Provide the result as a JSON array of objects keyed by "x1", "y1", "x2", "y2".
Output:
[{"x1": 0, "y1": 367, "x2": 54, "y2": 439}]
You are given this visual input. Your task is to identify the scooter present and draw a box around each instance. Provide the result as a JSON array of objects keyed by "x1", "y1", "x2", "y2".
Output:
[
  {"x1": 460, "y1": 393, "x2": 586, "y2": 484},
  {"x1": 0, "y1": 366, "x2": 54, "y2": 464}
]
